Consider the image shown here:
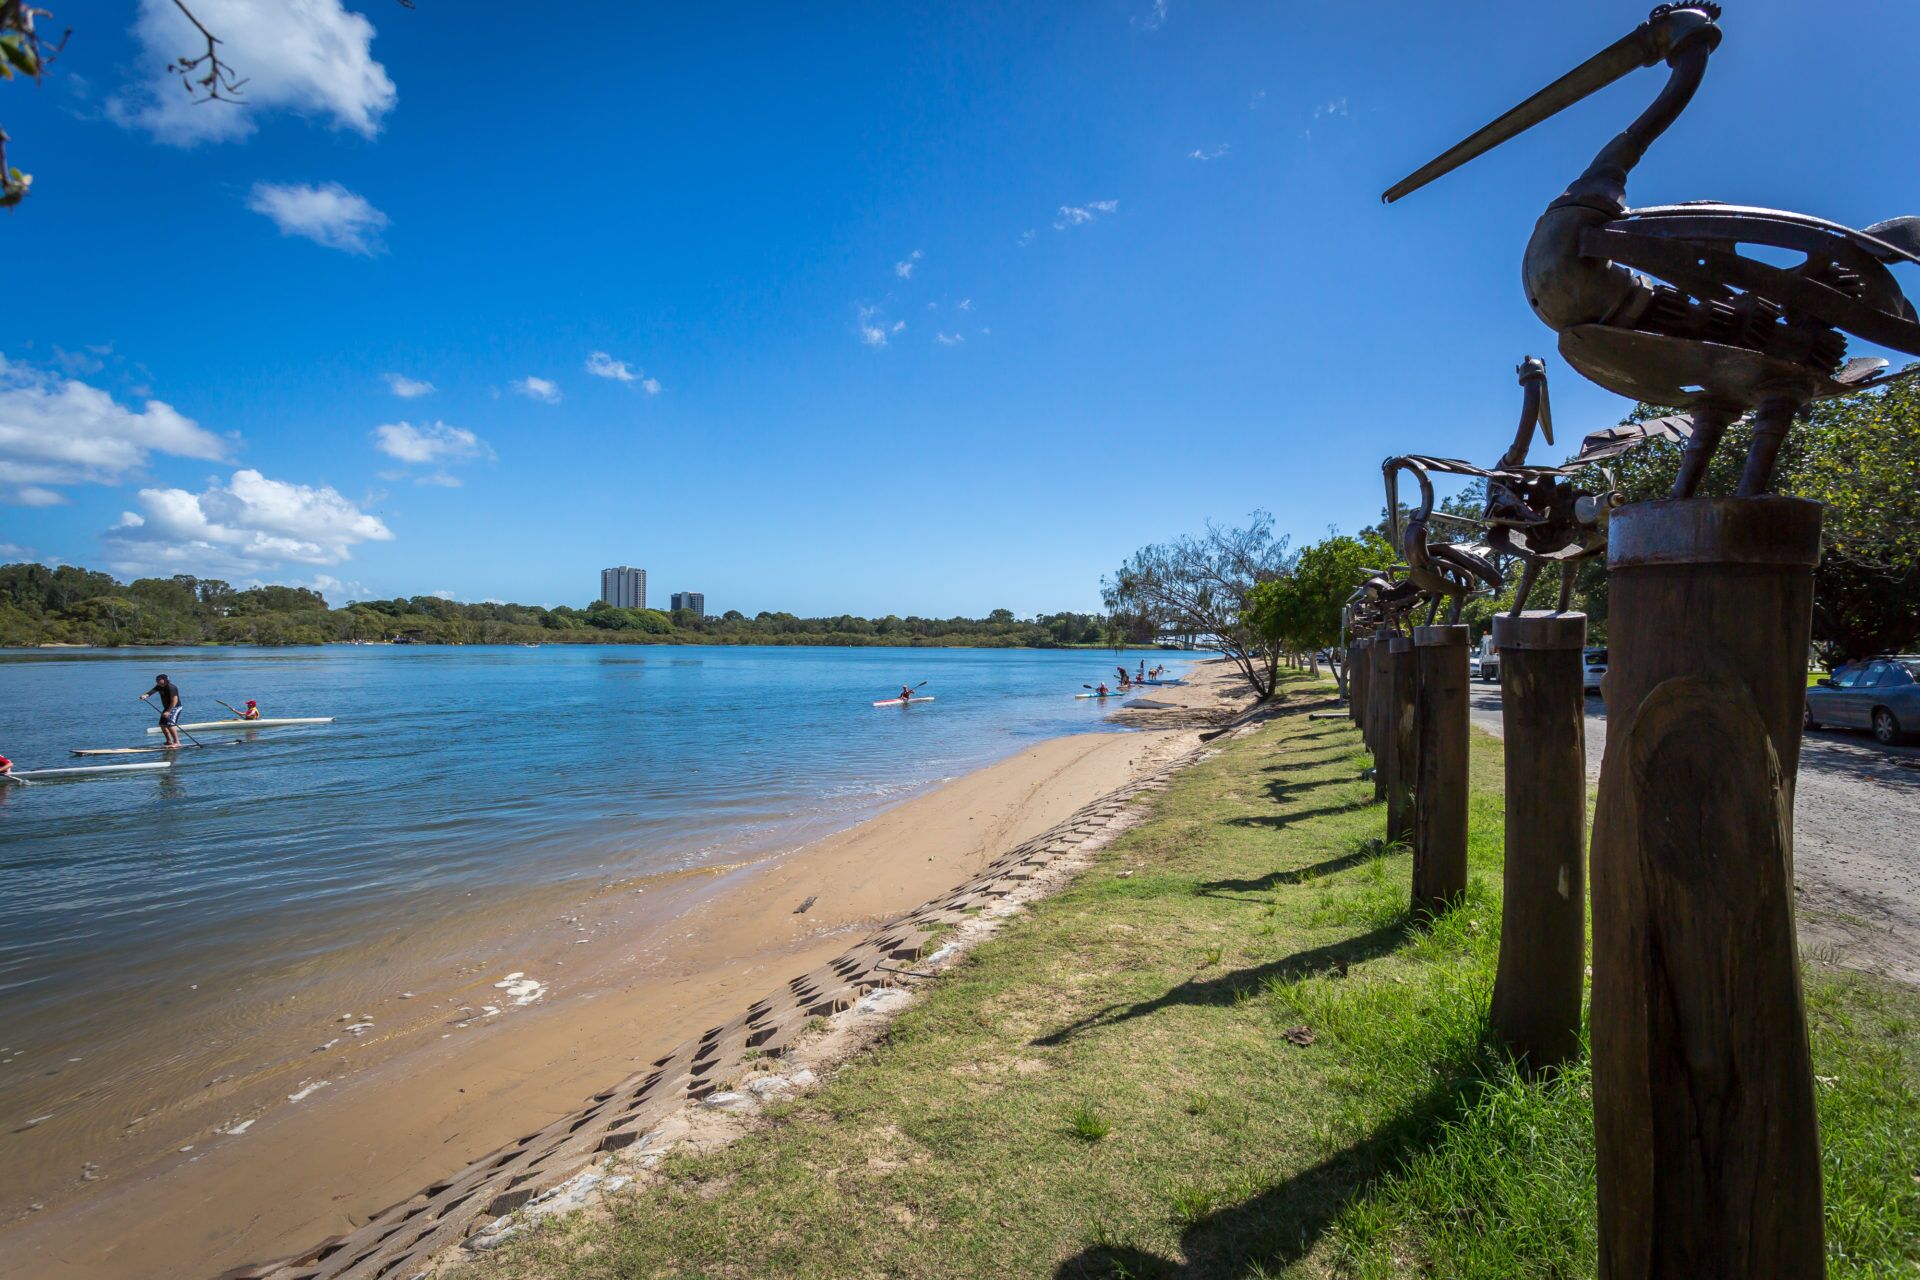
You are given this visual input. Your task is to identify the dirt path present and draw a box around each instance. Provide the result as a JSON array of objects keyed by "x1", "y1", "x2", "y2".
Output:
[{"x1": 1468, "y1": 683, "x2": 1920, "y2": 987}]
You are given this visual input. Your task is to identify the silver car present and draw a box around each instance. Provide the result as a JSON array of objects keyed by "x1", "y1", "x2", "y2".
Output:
[
  {"x1": 1582, "y1": 647, "x2": 1607, "y2": 697},
  {"x1": 1805, "y1": 656, "x2": 1920, "y2": 745}
]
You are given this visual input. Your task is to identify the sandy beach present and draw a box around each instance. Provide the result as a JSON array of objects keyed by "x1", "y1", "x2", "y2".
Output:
[{"x1": 0, "y1": 659, "x2": 1248, "y2": 1280}]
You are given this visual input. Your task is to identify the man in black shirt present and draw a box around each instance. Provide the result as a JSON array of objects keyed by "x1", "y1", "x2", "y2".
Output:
[{"x1": 142, "y1": 674, "x2": 183, "y2": 748}]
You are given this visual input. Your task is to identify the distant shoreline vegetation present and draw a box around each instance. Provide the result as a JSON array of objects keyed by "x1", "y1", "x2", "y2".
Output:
[{"x1": 0, "y1": 564, "x2": 1143, "y2": 650}]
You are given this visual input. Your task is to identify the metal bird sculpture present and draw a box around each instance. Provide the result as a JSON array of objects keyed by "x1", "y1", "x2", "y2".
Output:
[
  {"x1": 1384, "y1": 3, "x2": 1920, "y2": 499},
  {"x1": 1384, "y1": 457, "x2": 1504, "y2": 625}
]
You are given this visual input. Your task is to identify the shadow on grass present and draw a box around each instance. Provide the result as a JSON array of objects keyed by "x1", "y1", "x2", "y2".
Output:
[
  {"x1": 1031, "y1": 922, "x2": 1410, "y2": 1048},
  {"x1": 1052, "y1": 1072, "x2": 1490, "y2": 1279},
  {"x1": 1199, "y1": 841, "x2": 1389, "y2": 898}
]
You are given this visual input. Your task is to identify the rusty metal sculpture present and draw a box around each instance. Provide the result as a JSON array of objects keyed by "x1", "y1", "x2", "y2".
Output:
[
  {"x1": 1379, "y1": 5, "x2": 1920, "y2": 1273},
  {"x1": 1384, "y1": 1, "x2": 1920, "y2": 497},
  {"x1": 1382, "y1": 457, "x2": 1503, "y2": 625}
]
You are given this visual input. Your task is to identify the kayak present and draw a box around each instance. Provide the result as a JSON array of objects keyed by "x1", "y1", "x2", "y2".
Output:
[
  {"x1": 1076, "y1": 691, "x2": 1126, "y2": 699},
  {"x1": 872, "y1": 697, "x2": 936, "y2": 707},
  {"x1": 4, "y1": 761, "x2": 174, "y2": 784},
  {"x1": 72, "y1": 740, "x2": 244, "y2": 757},
  {"x1": 147, "y1": 717, "x2": 334, "y2": 735}
]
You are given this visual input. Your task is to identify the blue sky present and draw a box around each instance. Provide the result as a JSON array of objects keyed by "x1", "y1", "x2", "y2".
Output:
[{"x1": 5, "y1": 0, "x2": 1919, "y2": 616}]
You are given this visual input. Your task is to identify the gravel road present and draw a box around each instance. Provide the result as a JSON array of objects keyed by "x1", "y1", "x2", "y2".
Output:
[{"x1": 1468, "y1": 681, "x2": 1920, "y2": 986}]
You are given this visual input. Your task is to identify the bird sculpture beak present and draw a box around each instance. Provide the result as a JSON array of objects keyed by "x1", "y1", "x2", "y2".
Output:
[
  {"x1": 1382, "y1": 22, "x2": 1661, "y2": 203},
  {"x1": 1537, "y1": 377, "x2": 1554, "y2": 448}
]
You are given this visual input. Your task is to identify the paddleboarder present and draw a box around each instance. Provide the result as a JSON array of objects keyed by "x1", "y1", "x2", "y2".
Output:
[{"x1": 142, "y1": 674, "x2": 183, "y2": 748}]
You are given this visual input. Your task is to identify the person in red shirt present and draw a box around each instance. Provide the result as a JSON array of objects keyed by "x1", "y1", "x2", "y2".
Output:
[
  {"x1": 243, "y1": 700, "x2": 261, "y2": 720},
  {"x1": 0, "y1": 752, "x2": 13, "y2": 776}
]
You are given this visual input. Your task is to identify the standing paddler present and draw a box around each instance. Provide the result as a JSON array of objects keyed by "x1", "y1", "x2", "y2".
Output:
[{"x1": 142, "y1": 674, "x2": 184, "y2": 748}]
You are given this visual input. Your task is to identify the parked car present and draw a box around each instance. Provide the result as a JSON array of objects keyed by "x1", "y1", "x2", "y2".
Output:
[
  {"x1": 1582, "y1": 647, "x2": 1608, "y2": 697},
  {"x1": 1471, "y1": 637, "x2": 1500, "y2": 682},
  {"x1": 1805, "y1": 656, "x2": 1920, "y2": 745}
]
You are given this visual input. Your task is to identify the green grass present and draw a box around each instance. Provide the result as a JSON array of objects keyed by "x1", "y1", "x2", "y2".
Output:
[{"x1": 480, "y1": 671, "x2": 1920, "y2": 1279}]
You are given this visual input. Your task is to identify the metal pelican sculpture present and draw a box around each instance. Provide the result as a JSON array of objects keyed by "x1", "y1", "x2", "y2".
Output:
[
  {"x1": 1383, "y1": 457, "x2": 1504, "y2": 625},
  {"x1": 1384, "y1": 3, "x2": 1920, "y2": 499}
]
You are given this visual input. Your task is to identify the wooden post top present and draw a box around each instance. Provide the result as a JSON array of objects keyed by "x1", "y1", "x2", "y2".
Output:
[
  {"x1": 1389, "y1": 635, "x2": 1414, "y2": 654},
  {"x1": 1494, "y1": 610, "x2": 1589, "y2": 651},
  {"x1": 1413, "y1": 623, "x2": 1471, "y2": 649},
  {"x1": 1609, "y1": 496, "x2": 1822, "y2": 570}
]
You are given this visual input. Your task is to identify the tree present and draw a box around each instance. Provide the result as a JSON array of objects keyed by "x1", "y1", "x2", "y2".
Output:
[
  {"x1": 1248, "y1": 532, "x2": 1392, "y2": 697},
  {"x1": 1577, "y1": 375, "x2": 1920, "y2": 664},
  {"x1": 1104, "y1": 513, "x2": 1291, "y2": 698}
]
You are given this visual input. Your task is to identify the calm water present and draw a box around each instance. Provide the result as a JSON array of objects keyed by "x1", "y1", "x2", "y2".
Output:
[{"x1": 0, "y1": 644, "x2": 1184, "y2": 1045}]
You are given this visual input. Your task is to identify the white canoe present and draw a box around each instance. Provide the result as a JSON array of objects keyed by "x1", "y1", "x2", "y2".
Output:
[
  {"x1": 871, "y1": 696, "x2": 936, "y2": 707},
  {"x1": 72, "y1": 740, "x2": 242, "y2": 757},
  {"x1": 5, "y1": 761, "x2": 174, "y2": 783},
  {"x1": 147, "y1": 717, "x2": 334, "y2": 735}
]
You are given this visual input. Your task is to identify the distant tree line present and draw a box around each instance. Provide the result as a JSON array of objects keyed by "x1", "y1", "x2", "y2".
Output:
[{"x1": 0, "y1": 564, "x2": 1123, "y2": 650}]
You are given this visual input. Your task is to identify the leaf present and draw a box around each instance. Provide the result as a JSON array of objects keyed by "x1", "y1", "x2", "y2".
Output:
[
  {"x1": 0, "y1": 33, "x2": 36, "y2": 76},
  {"x1": 1281, "y1": 1025, "x2": 1316, "y2": 1047}
]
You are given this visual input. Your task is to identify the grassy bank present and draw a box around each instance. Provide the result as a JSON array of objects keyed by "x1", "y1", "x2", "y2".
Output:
[{"x1": 481, "y1": 672, "x2": 1920, "y2": 1278}]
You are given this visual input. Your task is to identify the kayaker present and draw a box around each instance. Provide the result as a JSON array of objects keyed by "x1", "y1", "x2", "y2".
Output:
[
  {"x1": 0, "y1": 752, "x2": 12, "y2": 776},
  {"x1": 242, "y1": 699, "x2": 261, "y2": 721},
  {"x1": 897, "y1": 684, "x2": 914, "y2": 703},
  {"x1": 1095, "y1": 682, "x2": 1110, "y2": 697},
  {"x1": 142, "y1": 674, "x2": 183, "y2": 748}
]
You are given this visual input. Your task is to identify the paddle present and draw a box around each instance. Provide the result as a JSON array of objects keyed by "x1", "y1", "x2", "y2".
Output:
[
  {"x1": 215, "y1": 699, "x2": 246, "y2": 719},
  {"x1": 140, "y1": 697, "x2": 205, "y2": 748},
  {"x1": 886, "y1": 680, "x2": 929, "y2": 703}
]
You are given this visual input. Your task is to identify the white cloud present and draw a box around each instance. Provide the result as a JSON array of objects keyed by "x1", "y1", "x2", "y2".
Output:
[
  {"x1": 891, "y1": 320, "x2": 906, "y2": 334},
  {"x1": 1188, "y1": 144, "x2": 1229, "y2": 161},
  {"x1": 512, "y1": 376, "x2": 562, "y2": 404},
  {"x1": 0, "y1": 354, "x2": 232, "y2": 504},
  {"x1": 430, "y1": 589, "x2": 455, "y2": 600},
  {"x1": 1313, "y1": 97, "x2": 1349, "y2": 120},
  {"x1": 1249, "y1": 89, "x2": 1267, "y2": 110},
  {"x1": 857, "y1": 306, "x2": 891, "y2": 347},
  {"x1": 415, "y1": 471, "x2": 462, "y2": 488},
  {"x1": 106, "y1": 468, "x2": 393, "y2": 574},
  {"x1": 1053, "y1": 200, "x2": 1119, "y2": 230},
  {"x1": 371, "y1": 420, "x2": 491, "y2": 466},
  {"x1": 957, "y1": 298, "x2": 973, "y2": 311},
  {"x1": 585, "y1": 351, "x2": 661, "y2": 394},
  {"x1": 247, "y1": 182, "x2": 388, "y2": 254},
  {"x1": 287, "y1": 573, "x2": 372, "y2": 605},
  {"x1": 384, "y1": 373, "x2": 434, "y2": 398},
  {"x1": 110, "y1": 0, "x2": 397, "y2": 146},
  {"x1": 1136, "y1": 0, "x2": 1169, "y2": 30},
  {"x1": 0, "y1": 542, "x2": 33, "y2": 558},
  {"x1": 894, "y1": 249, "x2": 924, "y2": 280},
  {"x1": 935, "y1": 332, "x2": 964, "y2": 346},
  {"x1": 1017, "y1": 229, "x2": 1036, "y2": 247}
]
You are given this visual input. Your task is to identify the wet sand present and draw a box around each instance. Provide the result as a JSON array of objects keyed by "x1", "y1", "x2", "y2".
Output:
[{"x1": 1, "y1": 660, "x2": 1245, "y2": 1280}]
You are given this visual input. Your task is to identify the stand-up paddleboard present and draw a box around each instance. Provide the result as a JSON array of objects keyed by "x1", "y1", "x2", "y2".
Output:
[
  {"x1": 4, "y1": 761, "x2": 174, "y2": 784},
  {"x1": 72, "y1": 740, "x2": 244, "y2": 757},
  {"x1": 147, "y1": 717, "x2": 333, "y2": 735},
  {"x1": 872, "y1": 696, "x2": 936, "y2": 707}
]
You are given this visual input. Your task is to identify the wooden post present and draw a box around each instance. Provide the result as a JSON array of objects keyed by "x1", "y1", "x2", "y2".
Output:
[
  {"x1": 1349, "y1": 637, "x2": 1371, "y2": 731},
  {"x1": 1385, "y1": 636, "x2": 1417, "y2": 847},
  {"x1": 1489, "y1": 610, "x2": 1587, "y2": 1071},
  {"x1": 1367, "y1": 631, "x2": 1393, "y2": 801},
  {"x1": 1411, "y1": 624, "x2": 1469, "y2": 917},
  {"x1": 1592, "y1": 497, "x2": 1825, "y2": 1279}
]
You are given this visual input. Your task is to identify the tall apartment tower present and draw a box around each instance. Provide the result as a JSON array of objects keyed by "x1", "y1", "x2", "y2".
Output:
[
  {"x1": 600, "y1": 566, "x2": 647, "y2": 609},
  {"x1": 671, "y1": 591, "x2": 706, "y2": 616}
]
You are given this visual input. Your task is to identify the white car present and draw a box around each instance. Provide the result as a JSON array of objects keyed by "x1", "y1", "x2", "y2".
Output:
[{"x1": 1582, "y1": 647, "x2": 1608, "y2": 696}]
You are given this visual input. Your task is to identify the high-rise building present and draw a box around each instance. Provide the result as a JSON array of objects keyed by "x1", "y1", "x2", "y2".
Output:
[
  {"x1": 600, "y1": 566, "x2": 647, "y2": 610},
  {"x1": 671, "y1": 591, "x2": 706, "y2": 616}
]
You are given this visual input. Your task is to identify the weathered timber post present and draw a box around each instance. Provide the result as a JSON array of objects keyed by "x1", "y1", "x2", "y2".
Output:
[
  {"x1": 1591, "y1": 498, "x2": 1825, "y2": 1279},
  {"x1": 1367, "y1": 631, "x2": 1393, "y2": 801},
  {"x1": 1384, "y1": 635, "x2": 1418, "y2": 848},
  {"x1": 1349, "y1": 637, "x2": 1371, "y2": 731},
  {"x1": 1488, "y1": 610, "x2": 1587, "y2": 1070},
  {"x1": 1411, "y1": 624, "x2": 1469, "y2": 917}
]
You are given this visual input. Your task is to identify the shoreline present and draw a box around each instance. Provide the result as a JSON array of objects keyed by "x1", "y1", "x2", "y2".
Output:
[{"x1": 0, "y1": 661, "x2": 1249, "y2": 1280}]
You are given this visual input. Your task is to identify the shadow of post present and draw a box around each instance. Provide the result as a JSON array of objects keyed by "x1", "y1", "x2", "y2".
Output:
[
  {"x1": 1031, "y1": 922, "x2": 1411, "y2": 1048},
  {"x1": 1197, "y1": 840, "x2": 1391, "y2": 899},
  {"x1": 1052, "y1": 1072, "x2": 1491, "y2": 1278}
]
